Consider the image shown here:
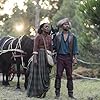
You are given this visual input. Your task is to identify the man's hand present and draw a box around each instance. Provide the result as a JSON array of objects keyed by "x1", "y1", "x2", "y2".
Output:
[
  {"x1": 73, "y1": 58, "x2": 77, "y2": 64},
  {"x1": 72, "y1": 55, "x2": 78, "y2": 66}
]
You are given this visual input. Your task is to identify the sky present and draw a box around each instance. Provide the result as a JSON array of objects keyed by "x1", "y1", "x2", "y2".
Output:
[
  {"x1": 0, "y1": 0, "x2": 51, "y2": 23},
  {"x1": 0, "y1": 0, "x2": 54, "y2": 15},
  {"x1": 0, "y1": 0, "x2": 57, "y2": 35},
  {"x1": 0, "y1": 0, "x2": 28, "y2": 15}
]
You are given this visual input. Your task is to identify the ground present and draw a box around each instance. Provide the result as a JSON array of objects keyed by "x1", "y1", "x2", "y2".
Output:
[{"x1": 0, "y1": 75, "x2": 100, "y2": 100}]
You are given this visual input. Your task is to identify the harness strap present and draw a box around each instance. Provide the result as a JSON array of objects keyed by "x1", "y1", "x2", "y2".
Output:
[{"x1": 1, "y1": 37, "x2": 14, "y2": 51}]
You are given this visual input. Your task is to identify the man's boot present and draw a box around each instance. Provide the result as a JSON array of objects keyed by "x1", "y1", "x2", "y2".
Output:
[
  {"x1": 68, "y1": 90, "x2": 77, "y2": 100},
  {"x1": 68, "y1": 90, "x2": 74, "y2": 98},
  {"x1": 55, "y1": 88, "x2": 60, "y2": 99},
  {"x1": 67, "y1": 80, "x2": 76, "y2": 99},
  {"x1": 55, "y1": 78, "x2": 61, "y2": 99}
]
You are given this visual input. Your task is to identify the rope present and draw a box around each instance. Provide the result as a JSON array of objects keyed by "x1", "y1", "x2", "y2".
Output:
[
  {"x1": 72, "y1": 59, "x2": 100, "y2": 80},
  {"x1": 0, "y1": 37, "x2": 14, "y2": 51},
  {"x1": 50, "y1": 58, "x2": 100, "y2": 80},
  {"x1": 8, "y1": 38, "x2": 16, "y2": 49},
  {"x1": 0, "y1": 49, "x2": 25, "y2": 55},
  {"x1": 77, "y1": 59, "x2": 100, "y2": 65},
  {"x1": 25, "y1": 55, "x2": 34, "y2": 70},
  {"x1": 0, "y1": 36, "x2": 26, "y2": 69},
  {"x1": 73, "y1": 72, "x2": 100, "y2": 81},
  {"x1": 15, "y1": 36, "x2": 25, "y2": 68},
  {"x1": 8, "y1": 38, "x2": 17, "y2": 61}
]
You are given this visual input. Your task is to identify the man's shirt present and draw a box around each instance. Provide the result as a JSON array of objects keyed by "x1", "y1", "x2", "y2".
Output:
[{"x1": 58, "y1": 32, "x2": 78, "y2": 55}]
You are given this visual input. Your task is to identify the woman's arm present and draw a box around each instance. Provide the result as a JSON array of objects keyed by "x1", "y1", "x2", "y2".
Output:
[{"x1": 33, "y1": 35, "x2": 40, "y2": 63}]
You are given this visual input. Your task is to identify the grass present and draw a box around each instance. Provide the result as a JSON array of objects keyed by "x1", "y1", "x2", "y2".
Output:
[
  {"x1": 46, "y1": 79, "x2": 100, "y2": 100},
  {"x1": 0, "y1": 78, "x2": 100, "y2": 100},
  {"x1": 74, "y1": 79, "x2": 100, "y2": 100}
]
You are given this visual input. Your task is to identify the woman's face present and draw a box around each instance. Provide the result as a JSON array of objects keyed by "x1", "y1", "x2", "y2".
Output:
[{"x1": 42, "y1": 23, "x2": 51, "y2": 34}]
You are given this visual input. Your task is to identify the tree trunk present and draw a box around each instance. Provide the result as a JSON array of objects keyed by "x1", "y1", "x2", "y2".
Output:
[{"x1": 35, "y1": 0, "x2": 40, "y2": 31}]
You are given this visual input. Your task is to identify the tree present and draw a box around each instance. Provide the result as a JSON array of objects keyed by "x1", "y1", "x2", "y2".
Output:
[
  {"x1": 0, "y1": 0, "x2": 61, "y2": 36},
  {"x1": 52, "y1": 0, "x2": 83, "y2": 35},
  {"x1": 78, "y1": 0, "x2": 100, "y2": 63},
  {"x1": 79, "y1": 0, "x2": 100, "y2": 36}
]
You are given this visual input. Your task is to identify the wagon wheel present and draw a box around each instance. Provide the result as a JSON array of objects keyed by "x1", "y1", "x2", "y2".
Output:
[{"x1": 8, "y1": 65, "x2": 15, "y2": 81}]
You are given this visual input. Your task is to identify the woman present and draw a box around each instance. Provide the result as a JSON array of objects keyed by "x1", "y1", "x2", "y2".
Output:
[{"x1": 27, "y1": 23, "x2": 53, "y2": 98}]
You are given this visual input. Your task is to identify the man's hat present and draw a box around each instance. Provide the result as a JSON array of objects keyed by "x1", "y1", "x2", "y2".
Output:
[{"x1": 57, "y1": 18, "x2": 71, "y2": 28}]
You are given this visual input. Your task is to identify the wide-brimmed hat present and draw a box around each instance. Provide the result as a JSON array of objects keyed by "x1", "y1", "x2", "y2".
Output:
[{"x1": 57, "y1": 18, "x2": 71, "y2": 28}]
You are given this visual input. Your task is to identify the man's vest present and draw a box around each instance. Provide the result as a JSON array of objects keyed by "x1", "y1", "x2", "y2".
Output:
[{"x1": 55, "y1": 32, "x2": 74, "y2": 56}]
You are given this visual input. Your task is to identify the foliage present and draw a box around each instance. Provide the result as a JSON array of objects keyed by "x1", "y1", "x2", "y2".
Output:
[
  {"x1": 52, "y1": 0, "x2": 83, "y2": 35},
  {"x1": 78, "y1": 0, "x2": 100, "y2": 64},
  {"x1": 79, "y1": 0, "x2": 100, "y2": 36},
  {"x1": 0, "y1": 0, "x2": 61, "y2": 36},
  {"x1": 0, "y1": 0, "x2": 100, "y2": 65}
]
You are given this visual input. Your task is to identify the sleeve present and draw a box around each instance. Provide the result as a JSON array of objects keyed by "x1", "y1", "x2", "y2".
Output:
[
  {"x1": 33, "y1": 35, "x2": 39, "y2": 54},
  {"x1": 49, "y1": 36, "x2": 53, "y2": 52},
  {"x1": 53, "y1": 35, "x2": 57, "y2": 52},
  {"x1": 73, "y1": 36, "x2": 78, "y2": 55}
]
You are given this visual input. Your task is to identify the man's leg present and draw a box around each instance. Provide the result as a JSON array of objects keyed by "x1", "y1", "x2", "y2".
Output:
[
  {"x1": 55, "y1": 55, "x2": 64, "y2": 99},
  {"x1": 65, "y1": 56, "x2": 76, "y2": 99}
]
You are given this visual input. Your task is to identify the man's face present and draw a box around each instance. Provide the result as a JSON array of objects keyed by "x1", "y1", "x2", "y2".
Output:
[
  {"x1": 43, "y1": 23, "x2": 51, "y2": 33},
  {"x1": 62, "y1": 22, "x2": 70, "y2": 31}
]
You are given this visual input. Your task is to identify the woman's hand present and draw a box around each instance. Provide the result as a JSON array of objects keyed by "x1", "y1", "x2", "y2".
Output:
[{"x1": 34, "y1": 54, "x2": 37, "y2": 64}]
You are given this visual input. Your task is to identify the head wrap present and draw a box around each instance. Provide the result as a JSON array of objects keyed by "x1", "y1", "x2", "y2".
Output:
[{"x1": 57, "y1": 18, "x2": 71, "y2": 28}]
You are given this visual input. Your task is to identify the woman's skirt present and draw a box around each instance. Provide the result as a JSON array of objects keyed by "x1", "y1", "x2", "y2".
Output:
[{"x1": 27, "y1": 49, "x2": 51, "y2": 97}]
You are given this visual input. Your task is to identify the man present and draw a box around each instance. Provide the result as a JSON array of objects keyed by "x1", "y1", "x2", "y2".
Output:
[{"x1": 53, "y1": 18, "x2": 78, "y2": 99}]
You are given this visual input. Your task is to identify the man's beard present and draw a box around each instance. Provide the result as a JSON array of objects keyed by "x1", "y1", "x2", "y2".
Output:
[{"x1": 63, "y1": 28, "x2": 69, "y2": 31}]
